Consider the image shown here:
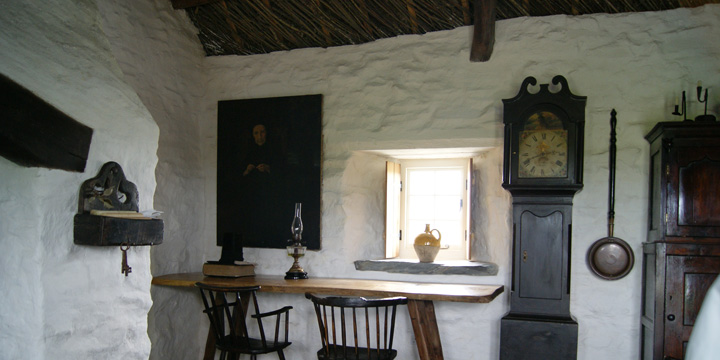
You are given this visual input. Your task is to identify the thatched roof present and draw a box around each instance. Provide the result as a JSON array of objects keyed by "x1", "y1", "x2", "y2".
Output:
[{"x1": 171, "y1": 0, "x2": 718, "y2": 57}]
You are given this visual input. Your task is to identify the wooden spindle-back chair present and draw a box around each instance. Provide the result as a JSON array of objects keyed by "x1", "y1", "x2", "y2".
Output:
[
  {"x1": 305, "y1": 293, "x2": 408, "y2": 360},
  {"x1": 196, "y1": 283, "x2": 292, "y2": 360}
]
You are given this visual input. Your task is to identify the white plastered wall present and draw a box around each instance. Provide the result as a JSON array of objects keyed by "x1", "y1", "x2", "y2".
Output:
[
  {"x1": 1, "y1": 1, "x2": 719, "y2": 359},
  {"x1": 95, "y1": 1, "x2": 211, "y2": 358},
  {"x1": 0, "y1": 0, "x2": 160, "y2": 359},
  {"x1": 193, "y1": 5, "x2": 720, "y2": 360}
]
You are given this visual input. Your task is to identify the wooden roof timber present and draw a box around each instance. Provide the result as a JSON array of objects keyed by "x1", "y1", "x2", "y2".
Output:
[
  {"x1": 461, "y1": 0, "x2": 472, "y2": 25},
  {"x1": 470, "y1": 0, "x2": 496, "y2": 62}
]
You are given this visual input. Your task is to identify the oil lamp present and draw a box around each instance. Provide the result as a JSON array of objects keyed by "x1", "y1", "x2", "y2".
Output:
[{"x1": 285, "y1": 203, "x2": 308, "y2": 279}]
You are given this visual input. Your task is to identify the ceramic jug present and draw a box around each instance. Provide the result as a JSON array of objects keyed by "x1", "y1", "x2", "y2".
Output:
[{"x1": 413, "y1": 224, "x2": 441, "y2": 262}]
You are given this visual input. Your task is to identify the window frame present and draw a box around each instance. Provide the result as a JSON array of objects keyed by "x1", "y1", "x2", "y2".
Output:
[{"x1": 385, "y1": 158, "x2": 473, "y2": 261}]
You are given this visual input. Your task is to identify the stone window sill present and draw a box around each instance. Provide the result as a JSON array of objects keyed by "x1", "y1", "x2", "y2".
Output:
[{"x1": 353, "y1": 259, "x2": 498, "y2": 276}]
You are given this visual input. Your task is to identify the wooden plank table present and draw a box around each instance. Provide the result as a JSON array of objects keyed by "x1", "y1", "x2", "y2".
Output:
[{"x1": 152, "y1": 273, "x2": 504, "y2": 360}]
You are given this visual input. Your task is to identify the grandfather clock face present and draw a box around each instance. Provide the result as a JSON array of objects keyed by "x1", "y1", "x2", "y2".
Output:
[
  {"x1": 502, "y1": 76, "x2": 585, "y2": 192},
  {"x1": 518, "y1": 111, "x2": 568, "y2": 179}
]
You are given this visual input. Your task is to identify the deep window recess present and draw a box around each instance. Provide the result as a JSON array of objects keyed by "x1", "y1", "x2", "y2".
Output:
[{"x1": 385, "y1": 158, "x2": 472, "y2": 261}]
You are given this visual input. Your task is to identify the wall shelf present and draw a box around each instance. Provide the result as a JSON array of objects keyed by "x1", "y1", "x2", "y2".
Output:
[
  {"x1": 73, "y1": 161, "x2": 163, "y2": 246},
  {"x1": 74, "y1": 214, "x2": 163, "y2": 246}
]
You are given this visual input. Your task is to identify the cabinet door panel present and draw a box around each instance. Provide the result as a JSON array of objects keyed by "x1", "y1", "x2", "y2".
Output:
[
  {"x1": 678, "y1": 157, "x2": 720, "y2": 227},
  {"x1": 668, "y1": 140, "x2": 720, "y2": 237},
  {"x1": 664, "y1": 255, "x2": 720, "y2": 359},
  {"x1": 682, "y1": 272, "x2": 717, "y2": 326}
]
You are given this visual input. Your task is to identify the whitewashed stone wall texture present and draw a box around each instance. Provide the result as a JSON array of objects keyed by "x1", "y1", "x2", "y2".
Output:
[
  {"x1": 197, "y1": 5, "x2": 720, "y2": 360},
  {"x1": 95, "y1": 1, "x2": 211, "y2": 358},
  {"x1": 0, "y1": 0, "x2": 160, "y2": 360},
  {"x1": 1, "y1": 0, "x2": 719, "y2": 359}
]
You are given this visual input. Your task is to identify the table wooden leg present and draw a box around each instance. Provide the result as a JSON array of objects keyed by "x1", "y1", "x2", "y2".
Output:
[
  {"x1": 407, "y1": 299, "x2": 444, "y2": 360},
  {"x1": 203, "y1": 326, "x2": 216, "y2": 360}
]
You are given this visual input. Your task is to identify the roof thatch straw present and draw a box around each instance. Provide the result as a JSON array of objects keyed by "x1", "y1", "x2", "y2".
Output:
[{"x1": 173, "y1": 0, "x2": 719, "y2": 56}]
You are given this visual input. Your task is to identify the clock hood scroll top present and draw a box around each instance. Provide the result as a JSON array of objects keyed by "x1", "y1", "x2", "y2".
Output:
[{"x1": 502, "y1": 75, "x2": 587, "y2": 125}]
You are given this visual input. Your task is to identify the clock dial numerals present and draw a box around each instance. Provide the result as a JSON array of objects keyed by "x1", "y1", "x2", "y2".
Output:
[{"x1": 518, "y1": 129, "x2": 568, "y2": 178}]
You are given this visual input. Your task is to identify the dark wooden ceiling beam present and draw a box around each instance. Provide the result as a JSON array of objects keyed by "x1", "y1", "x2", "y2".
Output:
[{"x1": 470, "y1": 0, "x2": 496, "y2": 62}]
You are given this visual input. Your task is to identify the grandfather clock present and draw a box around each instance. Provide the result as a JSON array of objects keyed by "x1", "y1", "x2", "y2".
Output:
[{"x1": 499, "y1": 75, "x2": 586, "y2": 360}]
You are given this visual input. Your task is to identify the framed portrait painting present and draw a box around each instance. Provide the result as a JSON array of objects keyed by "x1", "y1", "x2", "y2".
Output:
[{"x1": 217, "y1": 94, "x2": 322, "y2": 250}]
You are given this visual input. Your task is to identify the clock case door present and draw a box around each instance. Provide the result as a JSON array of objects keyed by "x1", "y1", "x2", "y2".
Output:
[
  {"x1": 510, "y1": 197, "x2": 574, "y2": 317},
  {"x1": 502, "y1": 75, "x2": 586, "y2": 193}
]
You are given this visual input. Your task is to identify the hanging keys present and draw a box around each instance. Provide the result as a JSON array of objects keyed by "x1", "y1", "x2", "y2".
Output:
[{"x1": 120, "y1": 243, "x2": 132, "y2": 276}]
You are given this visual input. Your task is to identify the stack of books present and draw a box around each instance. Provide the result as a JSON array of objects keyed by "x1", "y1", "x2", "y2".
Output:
[{"x1": 202, "y1": 261, "x2": 255, "y2": 277}]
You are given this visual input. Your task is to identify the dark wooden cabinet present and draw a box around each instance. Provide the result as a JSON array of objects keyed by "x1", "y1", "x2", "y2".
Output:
[{"x1": 641, "y1": 122, "x2": 720, "y2": 360}]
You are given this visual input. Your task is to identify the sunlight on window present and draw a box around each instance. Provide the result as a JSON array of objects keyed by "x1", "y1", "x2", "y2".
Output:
[{"x1": 405, "y1": 165, "x2": 465, "y2": 254}]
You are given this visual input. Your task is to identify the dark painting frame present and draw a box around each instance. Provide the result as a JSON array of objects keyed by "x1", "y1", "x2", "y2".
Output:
[{"x1": 217, "y1": 94, "x2": 322, "y2": 250}]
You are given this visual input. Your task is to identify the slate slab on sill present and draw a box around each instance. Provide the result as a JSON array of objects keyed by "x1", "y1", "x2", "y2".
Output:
[{"x1": 354, "y1": 259, "x2": 498, "y2": 276}]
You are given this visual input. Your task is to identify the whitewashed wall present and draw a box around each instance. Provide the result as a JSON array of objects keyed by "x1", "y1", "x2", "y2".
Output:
[
  {"x1": 2, "y1": 1, "x2": 719, "y2": 359},
  {"x1": 95, "y1": 1, "x2": 211, "y2": 358},
  {"x1": 0, "y1": 0, "x2": 160, "y2": 359},
  {"x1": 192, "y1": 5, "x2": 720, "y2": 360}
]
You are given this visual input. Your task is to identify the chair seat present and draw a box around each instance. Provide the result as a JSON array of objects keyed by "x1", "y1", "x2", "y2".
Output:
[
  {"x1": 317, "y1": 347, "x2": 397, "y2": 360},
  {"x1": 216, "y1": 335, "x2": 291, "y2": 355}
]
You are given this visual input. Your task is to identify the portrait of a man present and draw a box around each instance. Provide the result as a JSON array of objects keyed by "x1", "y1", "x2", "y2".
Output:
[{"x1": 217, "y1": 94, "x2": 322, "y2": 250}]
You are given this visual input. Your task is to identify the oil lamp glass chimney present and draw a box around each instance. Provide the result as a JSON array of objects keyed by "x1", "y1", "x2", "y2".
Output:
[
  {"x1": 285, "y1": 203, "x2": 308, "y2": 280},
  {"x1": 291, "y1": 203, "x2": 303, "y2": 241}
]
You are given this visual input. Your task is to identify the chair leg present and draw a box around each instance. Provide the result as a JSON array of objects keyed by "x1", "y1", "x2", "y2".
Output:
[{"x1": 277, "y1": 349, "x2": 286, "y2": 360}]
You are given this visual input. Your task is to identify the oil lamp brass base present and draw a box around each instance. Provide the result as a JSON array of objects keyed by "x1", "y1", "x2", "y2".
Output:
[
  {"x1": 285, "y1": 244, "x2": 308, "y2": 280},
  {"x1": 285, "y1": 260, "x2": 308, "y2": 279},
  {"x1": 284, "y1": 269, "x2": 308, "y2": 280}
]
